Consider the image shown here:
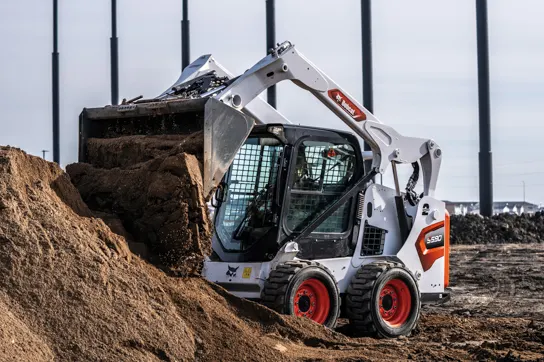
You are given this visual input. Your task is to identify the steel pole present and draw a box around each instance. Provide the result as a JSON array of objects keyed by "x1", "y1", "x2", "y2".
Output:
[
  {"x1": 110, "y1": 0, "x2": 119, "y2": 105},
  {"x1": 52, "y1": 0, "x2": 60, "y2": 164},
  {"x1": 361, "y1": 0, "x2": 373, "y2": 175},
  {"x1": 476, "y1": 0, "x2": 493, "y2": 216},
  {"x1": 181, "y1": 0, "x2": 190, "y2": 70},
  {"x1": 266, "y1": 0, "x2": 277, "y2": 108}
]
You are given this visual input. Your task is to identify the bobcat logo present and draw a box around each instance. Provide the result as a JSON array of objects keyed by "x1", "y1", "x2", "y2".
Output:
[{"x1": 226, "y1": 265, "x2": 239, "y2": 277}]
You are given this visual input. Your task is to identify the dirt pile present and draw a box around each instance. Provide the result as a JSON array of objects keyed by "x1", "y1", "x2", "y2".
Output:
[
  {"x1": 450, "y1": 213, "x2": 544, "y2": 244},
  {"x1": 67, "y1": 134, "x2": 210, "y2": 275},
  {"x1": 0, "y1": 146, "x2": 348, "y2": 361}
]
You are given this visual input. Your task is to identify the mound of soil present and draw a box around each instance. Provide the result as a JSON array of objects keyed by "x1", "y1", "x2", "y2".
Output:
[
  {"x1": 67, "y1": 151, "x2": 211, "y2": 275},
  {"x1": 451, "y1": 213, "x2": 544, "y2": 244},
  {"x1": 0, "y1": 146, "x2": 346, "y2": 361}
]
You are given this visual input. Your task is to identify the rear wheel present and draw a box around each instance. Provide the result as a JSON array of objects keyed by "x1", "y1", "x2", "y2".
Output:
[
  {"x1": 261, "y1": 260, "x2": 340, "y2": 329},
  {"x1": 346, "y1": 262, "x2": 421, "y2": 338}
]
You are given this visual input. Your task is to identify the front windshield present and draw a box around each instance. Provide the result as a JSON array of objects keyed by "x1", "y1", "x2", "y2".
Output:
[{"x1": 215, "y1": 136, "x2": 283, "y2": 251}]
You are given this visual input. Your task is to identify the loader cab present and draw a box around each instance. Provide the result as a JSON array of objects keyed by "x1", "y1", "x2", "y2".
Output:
[{"x1": 211, "y1": 124, "x2": 365, "y2": 263}]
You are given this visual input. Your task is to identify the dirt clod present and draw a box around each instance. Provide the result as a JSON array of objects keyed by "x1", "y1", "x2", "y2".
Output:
[{"x1": 67, "y1": 150, "x2": 211, "y2": 276}]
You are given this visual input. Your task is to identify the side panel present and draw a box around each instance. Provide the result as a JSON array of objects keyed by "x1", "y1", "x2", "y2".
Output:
[
  {"x1": 344, "y1": 185, "x2": 449, "y2": 296},
  {"x1": 396, "y1": 196, "x2": 448, "y2": 294},
  {"x1": 351, "y1": 184, "x2": 402, "y2": 267},
  {"x1": 202, "y1": 261, "x2": 271, "y2": 299},
  {"x1": 203, "y1": 258, "x2": 356, "y2": 298}
]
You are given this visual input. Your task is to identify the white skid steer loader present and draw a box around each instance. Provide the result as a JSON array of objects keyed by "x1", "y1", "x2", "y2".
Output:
[{"x1": 79, "y1": 41, "x2": 451, "y2": 338}]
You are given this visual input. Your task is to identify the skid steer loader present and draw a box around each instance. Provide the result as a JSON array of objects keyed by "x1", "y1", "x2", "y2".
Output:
[{"x1": 78, "y1": 41, "x2": 450, "y2": 338}]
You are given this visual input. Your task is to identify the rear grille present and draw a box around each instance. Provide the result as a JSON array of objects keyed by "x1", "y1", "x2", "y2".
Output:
[{"x1": 360, "y1": 221, "x2": 386, "y2": 256}]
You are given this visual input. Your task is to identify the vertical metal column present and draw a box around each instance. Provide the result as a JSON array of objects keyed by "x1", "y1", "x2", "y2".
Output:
[
  {"x1": 361, "y1": 0, "x2": 373, "y2": 175},
  {"x1": 52, "y1": 0, "x2": 60, "y2": 164},
  {"x1": 111, "y1": 0, "x2": 119, "y2": 106},
  {"x1": 476, "y1": 0, "x2": 493, "y2": 216},
  {"x1": 266, "y1": 0, "x2": 277, "y2": 108},
  {"x1": 181, "y1": 0, "x2": 190, "y2": 70}
]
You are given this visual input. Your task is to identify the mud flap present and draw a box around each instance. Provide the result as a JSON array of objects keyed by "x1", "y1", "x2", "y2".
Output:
[{"x1": 203, "y1": 98, "x2": 255, "y2": 197}]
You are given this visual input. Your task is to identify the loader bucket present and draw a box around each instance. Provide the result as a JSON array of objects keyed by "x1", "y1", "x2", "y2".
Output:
[
  {"x1": 203, "y1": 98, "x2": 255, "y2": 196},
  {"x1": 78, "y1": 96, "x2": 254, "y2": 198}
]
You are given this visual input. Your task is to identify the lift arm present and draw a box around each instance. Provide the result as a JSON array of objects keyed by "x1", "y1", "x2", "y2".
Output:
[{"x1": 207, "y1": 41, "x2": 442, "y2": 198}]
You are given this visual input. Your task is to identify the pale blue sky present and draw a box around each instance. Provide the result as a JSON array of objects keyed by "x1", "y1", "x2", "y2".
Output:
[{"x1": 0, "y1": 0, "x2": 543, "y2": 205}]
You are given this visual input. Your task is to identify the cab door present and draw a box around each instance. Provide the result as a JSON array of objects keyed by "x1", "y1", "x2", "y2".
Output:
[{"x1": 281, "y1": 134, "x2": 362, "y2": 259}]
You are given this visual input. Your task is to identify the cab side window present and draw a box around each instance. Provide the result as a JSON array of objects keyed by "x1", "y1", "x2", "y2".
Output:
[{"x1": 286, "y1": 140, "x2": 356, "y2": 233}]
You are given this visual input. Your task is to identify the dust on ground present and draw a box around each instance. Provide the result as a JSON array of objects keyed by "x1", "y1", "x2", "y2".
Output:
[{"x1": 427, "y1": 243, "x2": 544, "y2": 320}]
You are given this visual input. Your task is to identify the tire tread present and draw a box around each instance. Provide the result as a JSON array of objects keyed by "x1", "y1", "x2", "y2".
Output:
[
  {"x1": 345, "y1": 261, "x2": 421, "y2": 337},
  {"x1": 260, "y1": 260, "x2": 340, "y2": 328}
]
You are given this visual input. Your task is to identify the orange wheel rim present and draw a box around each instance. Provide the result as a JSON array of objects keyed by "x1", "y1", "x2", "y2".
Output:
[
  {"x1": 379, "y1": 278, "x2": 412, "y2": 327},
  {"x1": 293, "y1": 279, "x2": 330, "y2": 324}
]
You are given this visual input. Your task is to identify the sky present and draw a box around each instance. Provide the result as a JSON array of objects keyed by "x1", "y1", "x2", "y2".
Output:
[{"x1": 0, "y1": 0, "x2": 543, "y2": 205}]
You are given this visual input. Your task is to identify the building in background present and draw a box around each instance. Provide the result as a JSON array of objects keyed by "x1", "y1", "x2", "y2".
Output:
[{"x1": 444, "y1": 201, "x2": 540, "y2": 216}]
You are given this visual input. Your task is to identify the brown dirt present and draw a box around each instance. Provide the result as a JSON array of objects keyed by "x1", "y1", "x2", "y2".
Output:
[
  {"x1": 0, "y1": 295, "x2": 54, "y2": 362},
  {"x1": 1, "y1": 146, "x2": 543, "y2": 361},
  {"x1": 0, "y1": 146, "x2": 346, "y2": 362},
  {"x1": 85, "y1": 132, "x2": 204, "y2": 169},
  {"x1": 426, "y1": 243, "x2": 544, "y2": 320},
  {"x1": 66, "y1": 151, "x2": 211, "y2": 276}
]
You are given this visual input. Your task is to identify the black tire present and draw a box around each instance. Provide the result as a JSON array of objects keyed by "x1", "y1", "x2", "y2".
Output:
[
  {"x1": 345, "y1": 261, "x2": 421, "y2": 338},
  {"x1": 261, "y1": 260, "x2": 341, "y2": 329}
]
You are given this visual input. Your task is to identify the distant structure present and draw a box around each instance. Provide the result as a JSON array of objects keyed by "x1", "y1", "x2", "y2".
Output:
[
  {"x1": 475, "y1": 0, "x2": 493, "y2": 217},
  {"x1": 266, "y1": 0, "x2": 276, "y2": 108},
  {"x1": 111, "y1": 0, "x2": 119, "y2": 105},
  {"x1": 444, "y1": 200, "x2": 540, "y2": 216},
  {"x1": 181, "y1": 0, "x2": 190, "y2": 70},
  {"x1": 52, "y1": 0, "x2": 60, "y2": 164}
]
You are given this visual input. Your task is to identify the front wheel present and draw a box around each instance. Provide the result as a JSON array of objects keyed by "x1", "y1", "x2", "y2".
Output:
[
  {"x1": 261, "y1": 260, "x2": 341, "y2": 329},
  {"x1": 346, "y1": 262, "x2": 421, "y2": 338}
]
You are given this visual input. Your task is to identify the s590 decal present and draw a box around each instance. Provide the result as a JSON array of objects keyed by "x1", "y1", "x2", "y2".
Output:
[
  {"x1": 416, "y1": 221, "x2": 446, "y2": 271},
  {"x1": 425, "y1": 229, "x2": 445, "y2": 249}
]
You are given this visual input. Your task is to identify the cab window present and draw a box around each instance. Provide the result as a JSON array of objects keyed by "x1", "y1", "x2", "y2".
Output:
[{"x1": 286, "y1": 140, "x2": 356, "y2": 233}]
